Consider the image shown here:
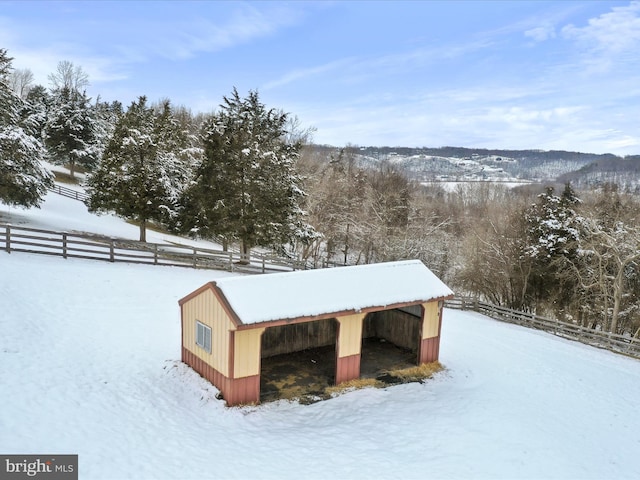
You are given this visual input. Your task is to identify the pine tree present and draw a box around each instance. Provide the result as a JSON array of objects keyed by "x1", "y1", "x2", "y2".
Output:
[
  {"x1": 0, "y1": 49, "x2": 53, "y2": 208},
  {"x1": 87, "y1": 96, "x2": 195, "y2": 242},
  {"x1": 524, "y1": 183, "x2": 582, "y2": 314},
  {"x1": 45, "y1": 86, "x2": 98, "y2": 177},
  {"x1": 92, "y1": 98, "x2": 123, "y2": 166},
  {"x1": 180, "y1": 88, "x2": 314, "y2": 259},
  {"x1": 21, "y1": 85, "x2": 50, "y2": 141}
]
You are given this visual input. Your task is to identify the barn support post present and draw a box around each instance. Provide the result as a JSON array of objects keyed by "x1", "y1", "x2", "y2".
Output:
[
  {"x1": 418, "y1": 300, "x2": 443, "y2": 364},
  {"x1": 335, "y1": 313, "x2": 365, "y2": 384},
  {"x1": 226, "y1": 327, "x2": 265, "y2": 406}
]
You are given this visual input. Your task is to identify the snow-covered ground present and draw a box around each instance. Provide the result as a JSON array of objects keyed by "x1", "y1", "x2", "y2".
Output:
[
  {"x1": 0, "y1": 174, "x2": 223, "y2": 250},
  {"x1": 1, "y1": 187, "x2": 640, "y2": 479}
]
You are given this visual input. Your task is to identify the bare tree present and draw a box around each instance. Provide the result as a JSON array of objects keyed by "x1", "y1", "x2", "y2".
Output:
[
  {"x1": 48, "y1": 60, "x2": 89, "y2": 91},
  {"x1": 456, "y1": 193, "x2": 533, "y2": 309},
  {"x1": 8, "y1": 68, "x2": 34, "y2": 98},
  {"x1": 282, "y1": 113, "x2": 316, "y2": 145},
  {"x1": 570, "y1": 216, "x2": 640, "y2": 334}
]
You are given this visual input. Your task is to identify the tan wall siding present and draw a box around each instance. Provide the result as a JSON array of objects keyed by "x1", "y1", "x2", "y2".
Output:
[
  {"x1": 182, "y1": 289, "x2": 234, "y2": 377},
  {"x1": 422, "y1": 301, "x2": 441, "y2": 339},
  {"x1": 337, "y1": 313, "x2": 365, "y2": 358},
  {"x1": 233, "y1": 328, "x2": 265, "y2": 378}
]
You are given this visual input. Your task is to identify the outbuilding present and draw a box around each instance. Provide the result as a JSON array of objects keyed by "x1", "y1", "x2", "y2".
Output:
[{"x1": 179, "y1": 259, "x2": 453, "y2": 406}]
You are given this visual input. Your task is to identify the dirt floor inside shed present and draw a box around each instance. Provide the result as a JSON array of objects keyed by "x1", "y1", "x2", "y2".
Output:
[{"x1": 260, "y1": 338, "x2": 433, "y2": 404}]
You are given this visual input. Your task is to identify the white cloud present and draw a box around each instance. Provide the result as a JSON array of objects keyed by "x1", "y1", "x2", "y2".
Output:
[
  {"x1": 524, "y1": 24, "x2": 556, "y2": 42},
  {"x1": 262, "y1": 58, "x2": 354, "y2": 90},
  {"x1": 561, "y1": 1, "x2": 640, "y2": 71},
  {"x1": 149, "y1": 3, "x2": 307, "y2": 62}
]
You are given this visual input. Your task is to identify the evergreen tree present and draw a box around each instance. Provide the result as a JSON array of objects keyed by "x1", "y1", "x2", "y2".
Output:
[
  {"x1": 45, "y1": 86, "x2": 98, "y2": 177},
  {"x1": 92, "y1": 98, "x2": 123, "y2": 169},
  {"x1": 180, "y1": 88, "x2": 313, "y2": 259},
  {"x1": 22, "y1": 85, "x2": 50, "y2": 140},
  {"x1": 152, "y1": 99, "x2": 201, "y2": 228},
  {"x1": 87, "y1": 96, "x2": 195, "y2": 242},
  {"x1": 524, "y1": 183, "x2": 582, "y2": 315},
  {"x1": 0, "y1": 49, "x2": 53, "y2": 208}
]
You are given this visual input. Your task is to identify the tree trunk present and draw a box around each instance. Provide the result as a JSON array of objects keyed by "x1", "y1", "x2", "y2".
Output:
[
  {"x1": 139, "y1": 218, "x2": 147, "y2": 243},
  {"x1": 343, "y1": 223, "x2": 350, "y2": 264},
  {"x1": 240, "y1": 239, "x2": 250, "y2": 264},
  {"x1": 610, "y1": 267, "x2": 624, "y2": 334}
]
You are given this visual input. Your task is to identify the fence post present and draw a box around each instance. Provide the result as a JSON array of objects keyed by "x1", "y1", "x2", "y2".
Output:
[
  {"x1": 262, "y1": 256, "x2": 265, "y2": 273},
  {"x1": 228, "y1": 251, "x2": 233, "y2": 272},
  {"x1": 5, "y1": 225, "x2": 10, "y2": 253},
  {"x1": 62, "y1": 233, "x2": 67, "y2": 259},
  {"x1": 193, "y1": 247, "x2": 197, "y2": 268},
  {"x1": 154, "y1": 244, "x2": 158, "y2": 265},
  {"x1": 109, "y1": 240, "x2": 115, "y2": 262}
]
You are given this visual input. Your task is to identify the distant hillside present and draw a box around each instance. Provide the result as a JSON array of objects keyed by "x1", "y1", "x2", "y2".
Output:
[
  {"x1": 308, "y1": 145, "x2": 629, "y2": 184},
  {"x1": 557, "y1": 155, "x2": 640, "y2": 192}
]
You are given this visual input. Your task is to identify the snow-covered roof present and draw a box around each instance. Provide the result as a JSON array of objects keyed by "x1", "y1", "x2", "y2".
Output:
[{"x1": 213, "y1": 260, "x2": 453, "y2": 325}]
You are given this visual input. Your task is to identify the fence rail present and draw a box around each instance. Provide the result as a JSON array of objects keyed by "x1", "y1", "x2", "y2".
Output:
[
  {"x1": 445, "y1": 297, "x2": 640, "y2": 360},
  {"x1": 0, "y1": 223, "x2": 306, "y2": 274},
  {"x1": 49, "y1": 184, "x2": 90, "y2": 202}
]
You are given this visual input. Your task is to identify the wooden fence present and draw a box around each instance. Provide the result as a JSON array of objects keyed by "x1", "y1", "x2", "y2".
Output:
[
  {"x1": 50, "y1": 184, "x2": 90, "y2": 202},
  {"x1": 445, "y1": 297, "x2": 640, "y2": 360},
  {"x1": 0, "y1": 223, "x2": 306, "y2": 274}
]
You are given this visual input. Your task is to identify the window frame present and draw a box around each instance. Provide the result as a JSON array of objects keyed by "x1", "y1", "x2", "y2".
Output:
[{"x1": 195, "y1": 320, "x2": 212, "y2": 353}]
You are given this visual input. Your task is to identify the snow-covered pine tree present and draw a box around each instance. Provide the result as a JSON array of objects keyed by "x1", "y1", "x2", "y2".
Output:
[
  {"x1": 45, "y1": 86, "x2": 98, "y2": 178},
  {"x1": 524, "y1": 183, "x2": 582, "y2": 315},
  {"x1": 21, "y1": 85, "x2": 50, "y2": 141},
  {"x1": 180, "y1": 88, "x2": 313, "y2": 260},
  {"x1": 92, "y1": 98, "x2": 123, "y2": 167},
  {"x1": 87, "y1": 96, "x2": 195, "y2": 242},
  {"x1": 153, "y1": 99, "x2": 201, "y2": 228},
  {"x1": 0, "y1": 49, "x2": 53, "y2": 208}
]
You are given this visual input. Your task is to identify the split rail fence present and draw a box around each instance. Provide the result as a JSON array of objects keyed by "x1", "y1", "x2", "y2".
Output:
[
  {"x1": 445, "y1": 297, "x2": 640, "y2": 360},
  {"x1": 0, "y1": 223, "x2": 306, "y2": 274},
  {"x1": 49, "y1": 184, "x2": 90, "y2": 202}
]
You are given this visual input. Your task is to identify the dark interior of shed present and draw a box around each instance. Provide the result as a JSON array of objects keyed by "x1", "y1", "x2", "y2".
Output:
[{"x1": 259, "y1": 309, "x2": 421, "y2": 403}]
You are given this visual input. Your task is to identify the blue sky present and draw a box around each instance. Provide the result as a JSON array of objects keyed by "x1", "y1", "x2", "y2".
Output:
[{"x1": 2, "y1": 1, "x2": 639, "y2": 155}]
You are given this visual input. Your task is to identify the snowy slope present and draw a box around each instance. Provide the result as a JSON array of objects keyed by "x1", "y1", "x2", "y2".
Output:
[
  {"x1": 1, "y1": 188, "x2": 640, "y2": 479},
  {"x1": 2, "y1": 252, "x2": 640, "y2": 479},
  {"x1": 0, "y1": 188, "x2": 223, "y2": 250}
]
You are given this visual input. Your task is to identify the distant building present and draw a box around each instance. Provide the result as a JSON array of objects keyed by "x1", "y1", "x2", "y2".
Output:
[{"x1": 179, "y1": 260, "x2": 454, "y2": 406}]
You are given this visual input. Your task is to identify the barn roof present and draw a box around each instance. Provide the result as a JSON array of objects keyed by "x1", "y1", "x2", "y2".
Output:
[{"x1": 211, "y1": 259, "x2": 453, "y2": 326}]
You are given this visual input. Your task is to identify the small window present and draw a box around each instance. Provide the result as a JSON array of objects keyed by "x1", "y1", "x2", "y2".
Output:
[{"x1": 196, "y1": 320, "x2": 212, "y2": 353}]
